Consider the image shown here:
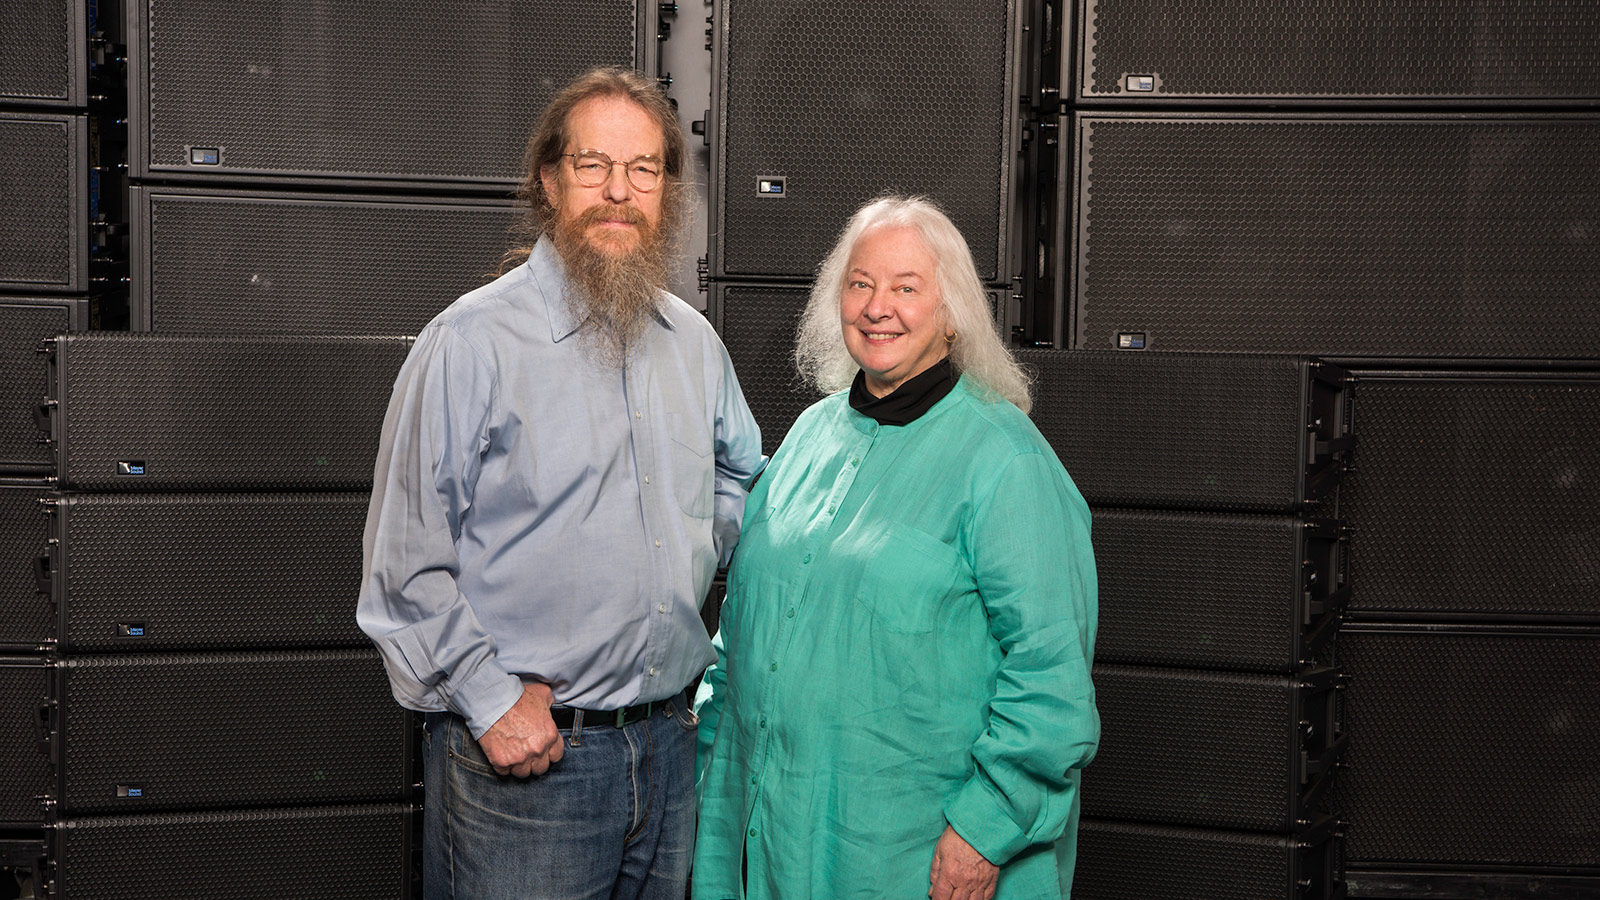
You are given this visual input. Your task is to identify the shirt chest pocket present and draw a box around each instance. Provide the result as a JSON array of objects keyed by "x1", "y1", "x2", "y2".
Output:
[
  {"x1": 850, "y1": 524, "x2": 962, "y2": 634},
  {"x1": 664, "y1": 411, "x2": 714, "y2": 518}
]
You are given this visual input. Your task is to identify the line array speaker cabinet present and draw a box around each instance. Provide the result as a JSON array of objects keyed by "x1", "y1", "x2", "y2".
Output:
[
  {"x1": 0, "y1": 113, "x2": 87, "y2": 293},
  {"x1": 0, "y1": 656, "x2": 51, "y2": 827},
  {"x1": 131, "y1": 186, "x2": 517, "y2": 334},
  {"x1": 1074, "y1": 0, "x2": 1600, "y2": 103},
  {"x1": 711, "y1": 0, "x2": 1022, "y2": 283},
  {"x1": 1342, "y1": 371, "x2": 1600, "y2": 622},
  {"x1": 31, "y1": 492, "x2": 370, "y2": 652},
  {"x1": 1332, "y1": 625, "x2": 1600, "y2": 874},
  {"x1": 1067, "y1": 114, "x2": 1600, "y2": 359},
  {"x1": 0, "y1": 480, "x2": 51, "y2": 652},
  {"x1": 1083, "y1": 665, "x2": 1343, "y2": 832},
  {"x1": 1, "y1": 299, "x2": 86, "y2": 474},
  {"x1": 1019, "y1": 350, "x2": 1353, "y2": 513},
  {"x1": 711, "y1": 282, "x2": 822, "y2": 457},
  {"x1": 0, "y1": 650, "x2": 409, "y2": 821},
  {"x1": 45, "y1": 334, "x2": 412, "y2": 491},
  {"x1": 1092, "y1": 509, "x2": 1346, "y2": 672},
  {"x1": 0, "y1": 0, "x2": 85, "y2": 107},
  {"x1": 128, "y1": 0, "x2": 656, "y2": 187},
  {"x1": 1074, "y1": 819, "x2": 1342, "y2": 900},
  {"x1": 47, "y1": 803, "x2": 416, "y2": 900}
]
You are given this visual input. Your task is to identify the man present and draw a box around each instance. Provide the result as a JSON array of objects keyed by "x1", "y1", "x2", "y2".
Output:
[{"x1": 357, "y1": 68, "x2": 762, "y2": 900}]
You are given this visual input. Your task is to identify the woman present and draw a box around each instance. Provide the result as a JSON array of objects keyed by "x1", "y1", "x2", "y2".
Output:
[{"x1": 694, "y1": 196, "x2": 1099, "y2": 900}]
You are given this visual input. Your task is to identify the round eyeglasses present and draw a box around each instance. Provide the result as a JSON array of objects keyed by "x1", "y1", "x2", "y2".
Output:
[{"x1": 562, "y1": 150, "x2": 665, "y2": 191}]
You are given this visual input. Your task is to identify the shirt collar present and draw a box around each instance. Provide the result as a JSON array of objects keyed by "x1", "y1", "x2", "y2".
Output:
[{"x1": 526, "y1": 238, "x2": 677, "y2": 343}]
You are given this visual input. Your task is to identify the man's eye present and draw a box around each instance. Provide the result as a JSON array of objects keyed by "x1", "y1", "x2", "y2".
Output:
[
  {"x1": 576, "y1": 162, "x2": 606, "y2": 174},
  {"x1": 632, "y1": 162, "x2": 662, "y2": 177}
]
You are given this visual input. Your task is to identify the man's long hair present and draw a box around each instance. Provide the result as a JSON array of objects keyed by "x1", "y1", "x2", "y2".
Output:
[{"x1": 499, "y1": 67, "x2": 688, "y2": 274}]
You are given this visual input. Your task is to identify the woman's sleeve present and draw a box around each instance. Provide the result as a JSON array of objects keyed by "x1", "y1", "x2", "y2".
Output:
[
  {"x1": 942, "y1": 449, "x2": 1100, "y2": 865},
  {"x1": 693, "y1": 624, "x2": 730, "y2": 785}
]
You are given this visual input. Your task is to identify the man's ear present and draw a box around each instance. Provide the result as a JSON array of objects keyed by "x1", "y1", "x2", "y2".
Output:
[{"x1": 540, "y1": 164, "x2": 560, "y2": 205}]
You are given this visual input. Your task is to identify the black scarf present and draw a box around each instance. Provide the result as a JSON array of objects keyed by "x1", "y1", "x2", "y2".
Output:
[{"x1": 848, "y1": 356, "x2": 957, "y2": 426}]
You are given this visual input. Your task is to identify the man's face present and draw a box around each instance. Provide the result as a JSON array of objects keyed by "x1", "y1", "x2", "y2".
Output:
[{"x1": 540, "y1": 96, "x2": 666, "y2": 256}]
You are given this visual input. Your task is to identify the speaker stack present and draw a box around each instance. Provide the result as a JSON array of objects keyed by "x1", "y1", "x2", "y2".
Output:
[
  {"x1": 1017, "y1": 350, "x2": 1354, "y2": 900},
  {"x1": 1062, "y1": 3, "x2": 1600, "y2": 898}
]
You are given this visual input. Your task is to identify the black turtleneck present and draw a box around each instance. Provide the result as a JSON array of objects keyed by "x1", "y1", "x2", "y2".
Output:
[{"x1": 848, "y1": 356, "x2": 957, "y2": 426}]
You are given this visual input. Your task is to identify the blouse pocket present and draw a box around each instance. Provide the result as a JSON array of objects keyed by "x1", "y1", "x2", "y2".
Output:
[
  {"x1": 665, "y1": 412, "x2": 714, "y2": 519},
  {"x1": 851, "y1": 524, "x2": 962, "y2": 634}
]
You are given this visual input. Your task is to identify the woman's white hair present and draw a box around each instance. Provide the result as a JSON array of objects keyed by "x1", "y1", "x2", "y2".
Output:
[{"x1": 794, "y1": 195, "x2": 1033, "y2": 413}]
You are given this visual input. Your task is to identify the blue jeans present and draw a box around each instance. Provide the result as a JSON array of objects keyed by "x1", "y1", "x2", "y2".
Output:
[{"x1": 422, "y1": 698, "x2": 698, "y2": 900}]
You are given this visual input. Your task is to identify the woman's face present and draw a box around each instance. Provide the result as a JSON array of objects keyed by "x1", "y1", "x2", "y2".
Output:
[{"x1": 840, "y1": 225, "x2": 952, "y2": 398}]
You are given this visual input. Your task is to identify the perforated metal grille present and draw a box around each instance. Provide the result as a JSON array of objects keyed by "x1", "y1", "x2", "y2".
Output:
[
  {"x1": 1021, "y1": 350, "x2": 1313, "y2": 512},
  {"x1": 60, "y1": 650, "x2": 407, "y2": 814},
  {"x1": 1082, "y1": 0, "x2": 1600, "y2": 99},
  {"x1": 54, "y1": 334, "x2": 411, "y2": 491},
  {"x1": 0, "y1": 0, "x2": 72, "y2": 102},
  {"x1": 144, "y1": 191, "x2": 515, "y2": 334},
  {"x1": 0, "y1": 482, "x2": 50, "y2": 648},
  {"x1": 143, "y1": 0, "x2": 636, "y2": 182},
  {"x1": 0, "y1": 658, "x2": 51, "y2": 825},
  {"x1": 58, "y1": 804, "x2": 411, "y2": 900},
  {"x1": 1333, "y1": 628, "x2": 1600, "y2": 867},
  {"x1": 716, "y1": 0, "x2": 1013, "y2": 281},
  {"x1": 1343, "y1": 375, "x2": 1600, "y2": 619},
  {"x1": 57, "y1": 492, "x2": 370, "y2": 651},
  {"x1": 715, "y1": 284, "x2": 823, "y2": 457},
  {"x1": 1093, "y1": 508, "x2": 1307, "y2": 672},
  {"x1": 1076, "y1": 820, "x2": 1297, "y2": 900},
  {"x1": 1074, "y1": 116, "x2": 1600, "y2": 358},
  {"x1": 1084, "y1": 665, "x2": 1299, "y2": 831},
  {"x1": 0, "y1": 115, "x2": 75, "y2": 288},
  {"x1": 1, "y1": 302, "x2": 68, "y2": 470}
]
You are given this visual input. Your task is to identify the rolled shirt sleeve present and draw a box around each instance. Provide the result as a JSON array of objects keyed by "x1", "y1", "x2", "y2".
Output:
[{"x1": 356, "y1": 324, "x2": 524, "y2": 737}]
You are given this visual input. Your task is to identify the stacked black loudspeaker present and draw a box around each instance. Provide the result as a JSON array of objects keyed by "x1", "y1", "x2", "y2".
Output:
[
  {"x1": 1064, "y1": 3, "x2": 1600, "y2": 898},
  {"x1": 3, "y1": 2, "x2": 665, "y2": 898}
]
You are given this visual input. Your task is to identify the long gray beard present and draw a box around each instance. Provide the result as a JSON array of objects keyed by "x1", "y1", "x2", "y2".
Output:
[{"x1": 549, "y1": 208, "x2": 678, "y2": 369}]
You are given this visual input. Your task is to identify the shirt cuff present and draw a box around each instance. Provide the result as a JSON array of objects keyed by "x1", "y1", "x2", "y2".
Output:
[
  {"x1": 450, "y1": 660, "x2": 525, "y2": 740},
  {"x1": 944, "y1": 776, "x2": 1032, "y2": 866}
]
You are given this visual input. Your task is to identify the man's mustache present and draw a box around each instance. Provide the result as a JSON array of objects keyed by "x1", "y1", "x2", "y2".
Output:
[{"x1": 575, "y1": 204, "x2": 650, "y2": 229}]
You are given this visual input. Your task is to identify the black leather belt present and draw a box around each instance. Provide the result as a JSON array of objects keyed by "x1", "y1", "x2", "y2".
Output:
[{"x1": 548, "y1": 699, "x2": 664, "y2": 730}]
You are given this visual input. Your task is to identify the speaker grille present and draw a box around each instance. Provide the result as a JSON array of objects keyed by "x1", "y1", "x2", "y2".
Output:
[
  {"x1": 1344, "y1": 374, "x2": 1600, "y2": 620},
  {"x1": 1085, "y1": 665, "x2": 1325, "y2": 831},
  {"x1": 139, "y1": 189, "x2": 515, "y2": 334},
  {"x1": 52, "y1": 334, "x2": 411, "y2": 491},
  {"x1": 1076, "y1": 820, "x2": 1320, "y2": 900},
  {"x1": 1094, "y1": 508, "x2": 1333, "y2": 672},
  {"x1": 55, "y1": 492, "x2": 370, "y2": 651},
  {"x1": 0, "y1": 1, "x2": 75, "y2": 104},
  {"x1": 1073, "y1": 116, "x2": 1600, "y2": 358},
  {"x1": 56, "y1": 804, "x2": 413, "y2": 900},
  {"x1": 715, "y1": 283, "x2": 823, "y2": 457},
  {"x1": 0, "y1": 114, "x2": 80, "y2": 290},
  {"x1": 1, "y1": 301, "x2": 72, "y2": 471},
  {"x1": 1081, "y1": 1, "x2": 1600, "y2": 100},
  {"x1": 58, "y1": 650, "x2": 407, "y2": 815},
  {"x1": 0, "y1": 482, "x2": 49, "y2": 650},
  {"x1": 0, "y1": 657, "x2": 51, "y2": 826},
  {"x1": 1021, "y1": 350, "x2": 1334, "y2": 512},
  {"x1": 716, "y1": 0, "x2": 1014, "y2": 281},
  {"x1": 1333, "y1": 627, "x2": 1600, "y2": 868},
  {"x1": 140, "y1": 0, "x2": 638, "y2": 183}
]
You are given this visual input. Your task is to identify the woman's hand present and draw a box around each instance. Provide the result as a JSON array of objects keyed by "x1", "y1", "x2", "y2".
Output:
[{"x1": 928, "y1": 825, "x2": 999, "y2": 900}]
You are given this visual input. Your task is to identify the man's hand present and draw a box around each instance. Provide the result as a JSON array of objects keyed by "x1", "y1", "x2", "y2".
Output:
[
  {"x1": 477, "y1": 682, "x2": 565, "y2": 778},
  {"x1": 929, "y1": 824, "x2": 999, "y2": 900}
]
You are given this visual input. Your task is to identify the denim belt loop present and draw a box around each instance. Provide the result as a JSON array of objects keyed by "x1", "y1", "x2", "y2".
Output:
[{"x1": 570, "y1": 708, "x2": 585, "y2": 746}]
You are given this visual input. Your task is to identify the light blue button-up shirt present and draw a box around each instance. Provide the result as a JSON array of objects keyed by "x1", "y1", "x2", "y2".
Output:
[{"x1": 357, "y1": 239, "x2": 763, "y2": 738}]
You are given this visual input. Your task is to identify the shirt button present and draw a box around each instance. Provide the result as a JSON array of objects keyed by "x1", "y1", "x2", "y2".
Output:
[
  {"x1": 644, "y1": 475, "x2": 651, "y2": 484},
  {"x1": 655, "y1": 539, "x2": 661, "y2": 548},
  {"x1": 770, "y1": 662, "x2": 777, "y2": 671},
  {"x1": 801, "y1": 554, "x2": 811, "y2": 564},
  {"x1": 636, "y1": 411, "x2": 642, "y2": 419},
  {"x1": 827, "y1": 505, "x2": 836, "y2": 514},
  {"x1": 851, "y1": 457, "x2": 859, "y2": 467},
  {"x1": 786, "y1": 609, "x2": 795, "y2": 618},
  {"x1": 659, "y1": 604, "x2": 667, "y2": 613},
  {"x1": 759, "y1": 716, "x2": 767, "y2": 728},
  {"x1": 649, "y1": 667, "x2": 657, "y2": 676},
  {"x1": 750, "y1": 776, "x2": 758, "y2": 785},
  {"x1": 749, "y1": 828, "x2": 757, "y2": 837}
]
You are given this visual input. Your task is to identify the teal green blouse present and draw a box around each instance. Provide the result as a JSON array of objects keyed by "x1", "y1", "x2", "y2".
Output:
[{"x1": 694, "y1": 376, "x2": 1099, "y2": 900}]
